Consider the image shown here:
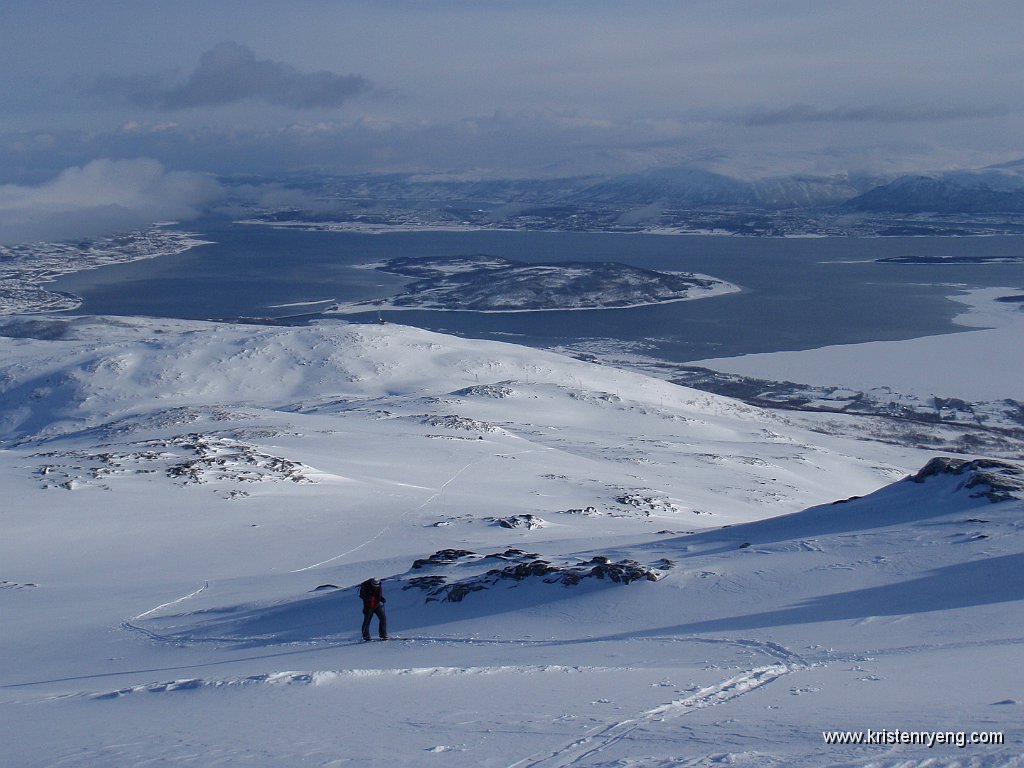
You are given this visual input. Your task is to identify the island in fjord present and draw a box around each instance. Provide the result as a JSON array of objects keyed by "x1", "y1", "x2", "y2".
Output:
[{"x1": 327, "y1": 254, "x2": 738, "y2": 314}]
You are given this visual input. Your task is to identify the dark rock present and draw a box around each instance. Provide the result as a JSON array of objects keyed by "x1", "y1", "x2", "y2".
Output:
[
  {"x1": 436, "y1": 582, "x2": 487, "y2": 603},
  {"x1": 483, "y1": 548, "x2": 539, "y2": 561},
  {"x1": 561, "y1": 506, "x2": 600, "y2": 516},
  {"x1": 909, "y1": 457, "x2": 1024, "y2": 502},
  {"x1": 407, "y1": 550, "x2": 672, "y2": 603},
  {"x1": 411, "y1": 549, "x2": 477, "y2": 569},
  {"x1": 491, "y1": 514, "x2": 545, "y2": 529},
  {"x1": 503, "y1": 560, "x2": 557, "y2": 579},
  {"x1": 585, "y1": 560, "x2": 658, "y2": 583},
  {"x1": 403, "y1": 575, "x2": 447, "y2": 591}
]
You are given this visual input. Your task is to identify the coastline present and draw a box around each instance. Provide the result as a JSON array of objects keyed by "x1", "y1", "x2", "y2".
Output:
[
  {"x1": 0, "y1": 226, "x2": 212, "y2": 316},
  {"x1": 236, "y1": 217, "x2": 1024, "y2": 238},
  {"x1": 322, "y1": 274, "x2": 741, "y2": 315},
  {"x1": 690, "y1": 286, "x2": 1024, "y2": 401}
]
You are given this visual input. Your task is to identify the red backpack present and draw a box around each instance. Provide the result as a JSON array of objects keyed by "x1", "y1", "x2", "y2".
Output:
[{"x1": 359, "y1": 579, "x2": 382, "y2": 608}]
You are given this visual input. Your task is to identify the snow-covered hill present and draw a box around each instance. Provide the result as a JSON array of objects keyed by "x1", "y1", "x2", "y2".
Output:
[
  {"x1": 1, "y1": 315, "x2": 1021, "y2": 766},
  {"x1": 845, "y1": 171, "x2": 1024, "y2": 214}
]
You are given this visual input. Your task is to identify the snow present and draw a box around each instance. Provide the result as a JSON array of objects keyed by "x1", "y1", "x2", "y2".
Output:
[
  {"x1": 0, "y1": 227, "x2": 211, "y2": 316},
  {"x1": 1, "y1": 313, "x2": 1022, "y2": 766},
  {"x1": 325, "y1": 255, "x2": 739, "y2": 314},
  {"x1": 691, "y1": 287, "x2": 1024, "y2": 401}
]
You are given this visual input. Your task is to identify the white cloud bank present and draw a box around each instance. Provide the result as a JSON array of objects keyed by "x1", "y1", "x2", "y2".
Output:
[{"x1": 0, "y1": 158, "x2": 221, "y2": 244}]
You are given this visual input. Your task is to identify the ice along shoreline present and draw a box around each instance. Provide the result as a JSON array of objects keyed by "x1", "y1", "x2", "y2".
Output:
[{"x1": 0, "y1": 226, "x2": 212, "y2": 316}]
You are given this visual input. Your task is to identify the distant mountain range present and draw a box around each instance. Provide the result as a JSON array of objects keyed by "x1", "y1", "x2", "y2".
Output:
[
  {"x1": 566, "y1": 162, "x2": 1024, "y2": 213},
  {"x1": 566, "y1": 167, "x2": 876, "y2": 209},
  {"x1": 242, "y1": 158, "x2": 1024, "y2": 219}
]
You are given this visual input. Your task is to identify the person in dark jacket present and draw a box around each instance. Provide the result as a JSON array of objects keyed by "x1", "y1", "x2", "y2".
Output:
[{"x1": 359, "y1": 577, "x2": 388, "y2": 641}]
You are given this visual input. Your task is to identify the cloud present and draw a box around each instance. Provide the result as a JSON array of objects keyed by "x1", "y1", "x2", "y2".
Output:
[
  {"x1": 3, "y1": 100, "x2": 1022, "y2": 185},
  {"x1": 0, "y1": 158, "x2": 221, "y2": 244},
  {"x1": 94, "y1": 42, "x2": 370, "y2": 110},
  {"x1": 745, "y1": 103, "x2": 1012, "y2": 127}
]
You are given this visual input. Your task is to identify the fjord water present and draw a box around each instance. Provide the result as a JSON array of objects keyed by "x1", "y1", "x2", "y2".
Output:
[{"x1": 52, "y1": 222, "x2": 1024, "y2": 362}]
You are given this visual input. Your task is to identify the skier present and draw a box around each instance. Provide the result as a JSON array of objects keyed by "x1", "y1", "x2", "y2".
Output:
[{"x1": 359, "y1": 577, "x2": 388, "y2": 641}]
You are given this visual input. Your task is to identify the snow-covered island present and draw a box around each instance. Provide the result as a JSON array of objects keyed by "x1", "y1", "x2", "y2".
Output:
[{"x1": 326, "y1": 254, "x2": 738, "y2": 314}]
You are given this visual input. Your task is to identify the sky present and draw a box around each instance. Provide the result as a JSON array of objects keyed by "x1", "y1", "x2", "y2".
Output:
[{"x1": 1, "y1": 1, "x2": 1023, "y2": 241}]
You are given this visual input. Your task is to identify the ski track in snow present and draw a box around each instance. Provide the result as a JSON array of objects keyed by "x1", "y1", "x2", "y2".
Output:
[
  {"x1": 639, "y1": 635, "x2": 810, "y2": 667},
  {"x1": 131, "y1": 581, "x2": 209, "y2": 621},
  {"x1": 289, "y1": 448, "x2": 531, "y2": 573},
  {"x1": 505, "y1": 637, "x2": 806, "y2": 768},
  {"x1": 507, "y1": 664, "x2": 798, "y2": 768}
]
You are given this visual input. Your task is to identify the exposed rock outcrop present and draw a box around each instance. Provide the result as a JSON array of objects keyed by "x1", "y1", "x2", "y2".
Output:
[
  {"x1": 402, "y1": 547, "x2": 672, "y2": 603},
  {"x1": 909, "y1": 457, "x2": 1024, "y2": 502}
]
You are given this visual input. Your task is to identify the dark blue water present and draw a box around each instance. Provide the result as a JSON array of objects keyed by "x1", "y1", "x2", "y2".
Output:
[{"x1": 52, "y1": 221, "x2": 1024, "y2": 362}]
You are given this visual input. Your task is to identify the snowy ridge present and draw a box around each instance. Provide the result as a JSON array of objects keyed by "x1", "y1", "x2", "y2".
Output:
[{"x1": 0, "y1": 314, "x2": 751, "y2": 441}]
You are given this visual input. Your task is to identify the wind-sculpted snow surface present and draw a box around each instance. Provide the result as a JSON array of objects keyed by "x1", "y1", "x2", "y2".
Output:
[{"x1": 1, "y1": 314, "x2": 1022, "y2": 766}]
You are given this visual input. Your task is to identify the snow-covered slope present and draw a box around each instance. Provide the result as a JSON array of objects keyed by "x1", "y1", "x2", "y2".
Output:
[
  {"x1": 845, "y1": 171, "x2": 1024, "y2": 213},
  {"x1": 1, "y1": 315, "x2": 1021, "y2": 766}
]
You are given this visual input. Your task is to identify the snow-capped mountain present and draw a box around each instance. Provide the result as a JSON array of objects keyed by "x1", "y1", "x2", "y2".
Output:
[
  {"x1": 569, "y1": 166, "x2": 867, "y2": 209},
  {"x1": 845, "y1": 168, "x2": 1024, "y2": 213}
]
